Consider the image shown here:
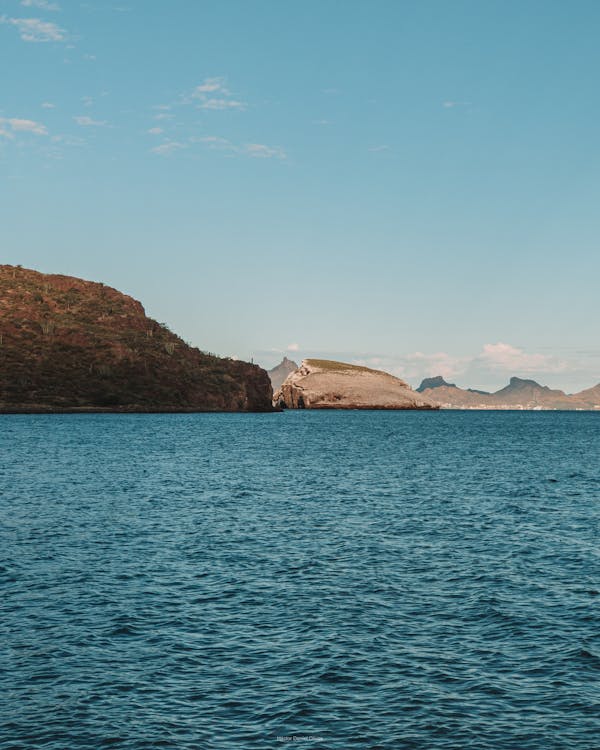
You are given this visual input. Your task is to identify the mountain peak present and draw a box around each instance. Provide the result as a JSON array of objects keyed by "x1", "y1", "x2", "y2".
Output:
[
  {"x1": 416, "y1": 375, "x2": 456, "y2": 392},
  {"x1": 267, "y1": 357, "x2": 299, "y2": 391},
  {"x1": 508, "y1": 376, "x2": 542, "y2": 388}
]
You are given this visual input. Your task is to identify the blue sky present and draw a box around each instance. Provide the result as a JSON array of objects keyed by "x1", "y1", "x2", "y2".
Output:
[{"x1": 2, "y1": 0, "x2": 599, "y2": 391}]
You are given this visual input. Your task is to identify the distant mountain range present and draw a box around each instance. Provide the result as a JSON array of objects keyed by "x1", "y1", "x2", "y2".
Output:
[{"x1": 418, "y1": 375, "x2": 600, "y2": 410}]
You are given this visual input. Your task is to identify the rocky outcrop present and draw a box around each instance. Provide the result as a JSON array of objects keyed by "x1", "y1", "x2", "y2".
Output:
[
  {"x1": 267, "y1": 356, "x2": 298, "y2": 391},
  {"x1": 274, "y1": 359, "x2": 438, "y2": 410},
  {"x1": 0, "y1": 264, "x2": 273, "y2": 412}
]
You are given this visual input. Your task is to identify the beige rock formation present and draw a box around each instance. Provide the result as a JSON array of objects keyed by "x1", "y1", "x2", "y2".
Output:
[{"x1": 274, "y1": 359, "x2": 438, "y2": 410}]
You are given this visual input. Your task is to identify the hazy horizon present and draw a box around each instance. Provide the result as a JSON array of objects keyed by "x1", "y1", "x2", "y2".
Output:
[{"x1": 3, "y1": 1, "x2": 598, "y2": 392}]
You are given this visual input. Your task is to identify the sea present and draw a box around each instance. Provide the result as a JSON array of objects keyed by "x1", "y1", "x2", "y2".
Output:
[{"x1": 1, "y1": 411, "x2": 599, "y2": 749}]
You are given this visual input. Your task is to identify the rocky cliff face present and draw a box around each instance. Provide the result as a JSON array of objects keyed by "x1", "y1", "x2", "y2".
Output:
[
  {"x1": 0, "y1": 265, "x2": 273, "y2": 412},
  {"x1": 267, "y1": 356, "x2": 298, "y2": 391},
  {"x1": 274, "y1": 359, "x2": 438, "y2": 410}
]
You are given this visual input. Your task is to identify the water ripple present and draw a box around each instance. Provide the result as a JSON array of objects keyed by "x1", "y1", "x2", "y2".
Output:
[{"x1": 1, "y1": 411, "x2": 599, "y2": 749}]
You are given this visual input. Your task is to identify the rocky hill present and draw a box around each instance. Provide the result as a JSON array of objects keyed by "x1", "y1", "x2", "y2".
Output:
[
  {"x1": 416, "y1": 375, "x2": 458, "y2": 392},
  {"x1": 275, "y1": 359, "x2": 438, "y2": 410},
  {"x1": 418, "y1": 374, "x2": 600, "y2": 410},
  {"x1": 0, "y1": 265, "x2": 273, "y2": 412},
  {"x1": 267, "y1": 356, "x2": 298, "y2": 391}
]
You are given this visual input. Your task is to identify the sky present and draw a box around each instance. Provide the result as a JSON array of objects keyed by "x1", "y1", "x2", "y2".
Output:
[{"x1": 2, "y1": 0, "x2": 599, "y2": 392}]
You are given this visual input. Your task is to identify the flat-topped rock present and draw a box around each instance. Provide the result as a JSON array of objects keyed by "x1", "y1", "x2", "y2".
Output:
[{"x1": 274, "y1": 359, "x2": 438, "y2": 410}]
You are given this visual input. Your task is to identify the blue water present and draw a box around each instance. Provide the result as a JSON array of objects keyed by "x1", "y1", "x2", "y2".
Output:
[{"x1": 1, "y1": 411, "x2": 599, "y2": 749}]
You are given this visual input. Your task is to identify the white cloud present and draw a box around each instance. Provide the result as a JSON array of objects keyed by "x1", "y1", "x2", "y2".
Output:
[
  {"x1": 191, "y1": 136, "x2": 286, "y2": 159},
  {"x1": 287, "y1": 343, "x2": 300, "y2": 352},
  {"x1": 477, "y1": 342, "x2": 567, "y2": 374},
  {"x1": 190, "y1": 77, "x2": 246, "y2": 111},
  {"x1": 193, "y1": 77, "x2": 229, "y2": 95},
  {"x1": 244, "y1": 143, "x2": 286, "y2": 159},
  {"x1": 1, "y1": 16, "x2": 66, "y2": 42},
  {"x1": 151, "y1": 141, "x2": 186, "y2": 156},
  {"x1": 402, "y1": 351, "x2": 467, "y2": 381},
  {"x1": 147, "y1": 127, "x2": 163, "y2": 135},
  {"x1": 263, "y1": 344, "x2": 596, "y2": 393},
  {"x1": 192, "y1": 135, "x2": 236, "y2": 151},
  {"x1": 21, "y1": 0, "x2": 60, "y2": 10},
  {"x1": 50, "y1": 133, "x2": 85, "y2": 146},
  {"x1": 41, "y1": 101, "x2": 55, "y2": 108},
  {"x1": 153, "y1": 112, "x2": 175, "y2": 121},
  {"x1": 74, "y1": 115, "x2": 107, "y2": 127},
  {"x1": 0, "y1": 117, "x2": 48, "y2": 135},
  {"x1": 199, "y1": 98, "x2": 245, "y2": 111},
  {"x1": 443, "y1": 100, "x2": 472, "y2": 109},
  {"x1": 368, "y1": 144, "x2": 390, "y2": 152}
]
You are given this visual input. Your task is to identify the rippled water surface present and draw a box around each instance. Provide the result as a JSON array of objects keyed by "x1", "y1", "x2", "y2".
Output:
[{"x1": 1, "y1": 411, "x2": 599, "y2": 749}]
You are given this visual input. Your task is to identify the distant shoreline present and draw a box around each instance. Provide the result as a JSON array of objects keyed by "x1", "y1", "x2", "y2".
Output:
[
  {"x1": 1, "y1": 406, "x2": 598, "y2": 415},
  {"x1": 0, "y1": 406, "x2": 280, "y2": 414}
]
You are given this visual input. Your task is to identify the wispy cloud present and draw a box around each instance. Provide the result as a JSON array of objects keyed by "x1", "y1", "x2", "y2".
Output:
[
  {"x1": 0, "y1": 117, "x2": 48, "y2": 136},
  {"x1": 199, "y1": 98, "x2": 246, "y2": 111},
  {"x1": 50, "y1": 133, "x2": 85, "y2": 146},
  {"x1": 0, "y1": 15, "x2": 66, "y2": 42},
  {"x1": 477, "y1": 342, "x2": 567, "y2": 374},
  {"x1": 147, "y1": 127, "x2": 163, "y2": 135},
  {"x1": 260, "y1": 343, "x2": 598, "y2": 392},
  {"x1": 151, "y1": 141, "x2": 186, "y2": 156},
  {"x1": 192, "y1": 135, "x2": 286, "y2": 159},
  {"x1": 41, "y1": 101, "x2": 56, "y2": 108},
  {"x1": 192, "y1": 135, "x2": 236, "y2": 151},
  {"x1": 193, "y1": 77, "x2": 228, "y2": 94},
  {"x1": 21, "y1": 0, "x2": 60, "y2": 11},
  {"x1": 368, "y1": 144, "x2": 390, "y2": 153},
  {"x1": 287, "y1": 343, "x2": 300, "y2": 352},
  {"x1": 74, "y1": 115, "x2": 107, "y2": 127},
  {"x1": 244, "y1": 143, "x2": 286, "y2": 159},
  {"x1": 190, "y1": 77, "x2": 246, "y2": 111},
  {"x1": 442, "y1": 100, "x2": 472, "y2": 109}
]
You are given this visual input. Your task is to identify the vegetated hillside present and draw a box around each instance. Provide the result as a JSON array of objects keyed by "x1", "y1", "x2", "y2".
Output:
[{"x1": 0, "y1": 265, "x2": 273, "y2": 412}]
